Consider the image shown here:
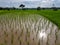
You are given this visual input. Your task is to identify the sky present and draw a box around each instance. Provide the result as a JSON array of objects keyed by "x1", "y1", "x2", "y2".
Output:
[{"x1": 0, "y1": 0, "x2": 60, "y2": 8}]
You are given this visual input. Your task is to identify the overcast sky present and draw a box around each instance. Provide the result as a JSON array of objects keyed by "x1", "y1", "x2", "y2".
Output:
[{"x1": 0, "y1": 0, "x2": 60, "y2": 8}]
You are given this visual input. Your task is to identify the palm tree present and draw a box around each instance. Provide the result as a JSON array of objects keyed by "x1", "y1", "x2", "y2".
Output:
[{"x1": 19, "y1": 4, "x2": 25, "y2": 10}]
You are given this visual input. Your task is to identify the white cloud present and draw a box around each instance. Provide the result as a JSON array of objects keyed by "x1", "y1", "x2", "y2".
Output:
[
  {"x1": 0, "y1": 0, "x2": 41, "y2": 2},
  {"x1": 0, "y1": 0, "x2": 60, "y2": 8},
  {"x1": 40, "y1": 0, "x2": 55, "y2": 7}
]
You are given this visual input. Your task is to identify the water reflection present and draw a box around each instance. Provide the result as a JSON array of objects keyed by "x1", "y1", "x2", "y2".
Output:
[{"x1": 39, "y1": 30, "x2": 47, "y2": 39}]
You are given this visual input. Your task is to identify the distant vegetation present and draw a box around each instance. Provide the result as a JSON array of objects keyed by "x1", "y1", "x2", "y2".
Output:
[
  {"x1": 0, "y1": 3, "x2": 60, "y2": 11},
  {"x1": 0, "y1": 6, "x2": 60, "y2": 11},
  {"x1": 37, "y1": 7, "x2": 41, "y2": 10}
]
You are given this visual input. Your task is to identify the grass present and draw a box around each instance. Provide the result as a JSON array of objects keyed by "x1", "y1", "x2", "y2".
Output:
[
  {"x1": 0, "y1": 9, "x2": 60, "y2": 28},
  {"x1": 37, "y1": 10, "x2": 60, "y2": 29}
]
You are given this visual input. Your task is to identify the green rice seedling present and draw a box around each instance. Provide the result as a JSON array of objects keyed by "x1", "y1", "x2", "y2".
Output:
[{"x1": 0, "y1": 14, "x2": 60, "y2": 45}]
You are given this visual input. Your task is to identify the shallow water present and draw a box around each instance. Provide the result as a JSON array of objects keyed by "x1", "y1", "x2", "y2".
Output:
[{"x1": 0, "y1": 14, "x2": 60, "y2": 45}]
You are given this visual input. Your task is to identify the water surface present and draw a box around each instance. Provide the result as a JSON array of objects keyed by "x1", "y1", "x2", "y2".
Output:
[{"x1": 0, "y1": 14, "x2": 60, "y2": 45}]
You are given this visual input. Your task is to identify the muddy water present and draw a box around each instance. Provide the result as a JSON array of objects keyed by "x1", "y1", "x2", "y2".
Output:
[{"x1": 0, "y1": 14, "x2": 60, "y2": 45}]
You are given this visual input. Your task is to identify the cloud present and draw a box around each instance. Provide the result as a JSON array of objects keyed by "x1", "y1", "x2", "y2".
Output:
[
  {"x1": 0, "y1": 0, "x2": 41, "y2": 2},
  {"x1": 0, "y1": 0, "x2": 60, "y2": 8},
  {"x1": 40, "y1": 0, "x2": 54, "y2": 7}
]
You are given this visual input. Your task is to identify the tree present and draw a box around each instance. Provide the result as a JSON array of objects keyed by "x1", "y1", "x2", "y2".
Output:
[
  {"x1": 52, "y1": 4, "x2": 58, "y2": 11},
  {"x1": 37, "y1": 7, "x2": 41, "y2": 10},
  {"x1": 19, "y1": 4, "x2": 25, "y2": 10}
]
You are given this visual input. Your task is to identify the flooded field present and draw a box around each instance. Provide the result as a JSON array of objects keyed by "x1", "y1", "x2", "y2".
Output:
[{"x1": 0, "y1": 14, "x2": 60, "y2": 45}]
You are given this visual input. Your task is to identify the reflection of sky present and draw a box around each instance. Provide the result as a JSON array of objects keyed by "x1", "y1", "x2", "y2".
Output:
[
  {"x1": 0, "y1": 0, "x2": 60, "y2": 8},
  {"x1": 38, "y1": 29, "x2": 47, "y2": 39}
]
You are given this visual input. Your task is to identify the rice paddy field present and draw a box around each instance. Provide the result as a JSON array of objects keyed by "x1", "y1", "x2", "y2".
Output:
[
  {"x1": 0, "y1": 10, "x2": 60, "y2": 45},
  {"x1": 0, "y1": 10, "x2": 60, "y2": 28}
]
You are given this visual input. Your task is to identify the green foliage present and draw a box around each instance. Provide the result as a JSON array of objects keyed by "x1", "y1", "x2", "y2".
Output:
[{"x1": 0, "y1": 9, "x2": 60, "y2": 29}]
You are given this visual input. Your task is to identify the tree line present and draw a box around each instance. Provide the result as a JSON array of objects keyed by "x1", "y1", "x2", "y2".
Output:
[{"x1": 0, "y1": 4, "x2": 60, "y2": 11}]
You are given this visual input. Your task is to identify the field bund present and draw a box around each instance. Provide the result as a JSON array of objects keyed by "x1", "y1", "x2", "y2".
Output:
[{"x1": 0, "y1": 14, "x2": 60, "y2": 45}]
